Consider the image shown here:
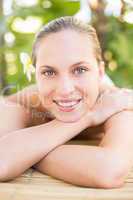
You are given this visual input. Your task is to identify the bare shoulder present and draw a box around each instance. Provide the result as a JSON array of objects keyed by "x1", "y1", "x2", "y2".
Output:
[
  {"x1": 0, "y1": 84, "x2": 53, "y2": 136},
  {"x1": 5, "y1": 84, "x2": 52, "y2": 127},
  {"x1": 0, "y1": 97, "x2": 31, "y2": 135},
  {"x1": 104, "y1": 110, "x2": 133, "y2": 131},
  {"x1": 6, "y1": 84, "x2": 41, "y2": 110}
]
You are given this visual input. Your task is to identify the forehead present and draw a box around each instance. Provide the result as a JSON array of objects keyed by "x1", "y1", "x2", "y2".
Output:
[{"x1": 36, "y1": 29, "x2": 97, "y2": 68}]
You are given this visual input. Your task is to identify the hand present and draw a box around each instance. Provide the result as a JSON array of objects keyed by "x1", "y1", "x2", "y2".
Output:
[{"x1": 90, "y1": 88, "x2": 133, "y2": 126}]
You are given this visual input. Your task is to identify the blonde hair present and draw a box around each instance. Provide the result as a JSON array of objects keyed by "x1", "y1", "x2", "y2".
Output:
[{"x1": 32, "y1": 16, "x2": 102, "y2": 66}]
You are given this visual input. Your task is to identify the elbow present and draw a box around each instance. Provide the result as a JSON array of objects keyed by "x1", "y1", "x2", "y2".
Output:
[
  {"x1": 96, "y1": 170, "x2": 125, "y2": 189},
  {"x1": 89, "y1": 147, "x2": 129, "y2": 189},
  {"x1": 0, "y1": 165, "x2": 10, "y2": 182},
  {"x1": 0, "y1": 163, "x2": 17, "y2": 182},
  {"x1": 94, "y1": 160, "x2": 127, "y2": 189}
]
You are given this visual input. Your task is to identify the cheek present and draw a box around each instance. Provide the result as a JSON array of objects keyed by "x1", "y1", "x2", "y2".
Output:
[
  {"x1": 81, "y1": 76, "x2": 99, "y2": 107},
  {"x1": 38, "y1": 87, "x2": 54, "y2": 108},
  {"x1": 38, "y1": 84, "x2": 53, "y2": 101}
]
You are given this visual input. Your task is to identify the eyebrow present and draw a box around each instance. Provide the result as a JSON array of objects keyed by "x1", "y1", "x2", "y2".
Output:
[{"x1": 39, "y1": 61, "x2": 91, "y2": 70}]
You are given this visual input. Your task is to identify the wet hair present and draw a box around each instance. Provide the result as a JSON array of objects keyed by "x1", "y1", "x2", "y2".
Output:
[{"x1": 32, "y1": 16, "x2": 102, "y2": 66}]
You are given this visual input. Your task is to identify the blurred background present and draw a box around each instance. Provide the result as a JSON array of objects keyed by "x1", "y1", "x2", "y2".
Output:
[{"x1": 0, "y1": 0, "x2": 133, "y2": 95}]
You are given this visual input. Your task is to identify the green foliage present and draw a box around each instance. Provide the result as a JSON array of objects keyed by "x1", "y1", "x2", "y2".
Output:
[
  {"x1": 105, "y1": 17, "x2": 133, "y2": 88},
  {"x1": 2, "y1": 0, "x2": 80, "y2": 93}
]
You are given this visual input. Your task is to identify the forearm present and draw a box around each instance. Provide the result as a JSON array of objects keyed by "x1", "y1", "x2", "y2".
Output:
[
  {"x1": 0, "y1": 117, "x2": 90, "y2": 181},
  {"x1": 34, "y1": 111, "x2": 133, "y2": 188},
  {"x1": 34, "y1": 144, "x2": 116, "y2": 188}
]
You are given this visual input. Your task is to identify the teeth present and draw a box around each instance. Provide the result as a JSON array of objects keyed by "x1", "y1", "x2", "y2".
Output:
[{"x1": 56, "y1": 100, "x2": 80, "y2": 107}]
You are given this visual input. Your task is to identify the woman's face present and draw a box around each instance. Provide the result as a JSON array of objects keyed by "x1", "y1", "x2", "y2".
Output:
[{"x1": 35, "y1": 29, "x2": 104, "y2": 123}]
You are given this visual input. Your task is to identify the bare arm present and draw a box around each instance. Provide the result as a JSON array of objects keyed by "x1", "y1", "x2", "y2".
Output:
[
  {"x1": 3, "y1": 85, "x2": 133, "y2": 186},
  {"x1": 34, "y1": 111, "x2": 133, "y2": 189},
  {"x1": 0, "y1": 102, "x2": 92, "y2": 181}
]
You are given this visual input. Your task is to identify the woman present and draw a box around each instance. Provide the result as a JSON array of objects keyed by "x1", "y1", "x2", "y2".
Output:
[{"x1": 0, "y1": 16, "x2": 133, "y2": 188}]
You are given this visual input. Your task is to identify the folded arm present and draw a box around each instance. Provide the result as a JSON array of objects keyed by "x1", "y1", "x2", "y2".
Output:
[
  {"x1": 34, "y1": 111, "x2": 133, "y2": 189},
  {"x1": 2, "y1": 85, "x2": 133, "y2": 186},
  {"x1": 0, "y1": 99, "x2": 93, "y2": 181}
]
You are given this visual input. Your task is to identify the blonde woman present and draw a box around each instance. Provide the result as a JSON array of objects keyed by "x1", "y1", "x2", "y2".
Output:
[{"x1": 0, "y1": 16, "x2": 133, "y2": 188}]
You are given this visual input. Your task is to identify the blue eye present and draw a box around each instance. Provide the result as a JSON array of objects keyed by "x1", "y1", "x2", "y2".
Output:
[{"x1": 73, "y1": 67, "x2": 87, "y2": 75}]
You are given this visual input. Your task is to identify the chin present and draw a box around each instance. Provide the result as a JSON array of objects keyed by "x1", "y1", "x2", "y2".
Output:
[
  {"x1": 58, "y1": 118, "x2": 79, "y2": 123},
  {"x1": 55, "y1": 113, "x2": 84, "y2": 123},
  {"x1": 57, "y1": 118, "x2": 80, "y2": 123}
]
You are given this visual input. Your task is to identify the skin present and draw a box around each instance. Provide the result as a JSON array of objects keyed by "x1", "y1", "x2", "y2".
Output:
[
  {"x1": 0, "y1": 29, "x2": 133, "y2": 188},
  {"x1": 35, "y1": 29, "x2": 104, "y2": 123}
]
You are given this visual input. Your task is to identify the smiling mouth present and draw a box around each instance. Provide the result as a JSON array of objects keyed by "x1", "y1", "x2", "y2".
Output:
[{"x1": 53, "y1": 99, "x2": 82, "y2": 112}]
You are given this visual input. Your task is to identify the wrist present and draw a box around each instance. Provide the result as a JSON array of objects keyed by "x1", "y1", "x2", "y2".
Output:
[{"x1": 87, "y1": 111, "x2": 98, "y2": 127}]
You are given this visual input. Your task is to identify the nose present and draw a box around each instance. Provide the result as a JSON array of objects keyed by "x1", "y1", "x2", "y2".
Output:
[{"x1": 56, "y1": 76, "x2": 75, "y2": 97}]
